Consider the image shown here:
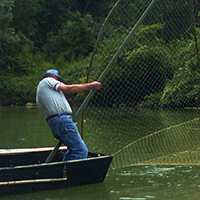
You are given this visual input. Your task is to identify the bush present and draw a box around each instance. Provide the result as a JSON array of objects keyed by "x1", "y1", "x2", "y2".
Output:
[
  {"x1": 44, "y1": 12, "x2": 96, "y2": 62},
  {"x1": 0, "y1": 75, "x2": 40, "y2": 105}
]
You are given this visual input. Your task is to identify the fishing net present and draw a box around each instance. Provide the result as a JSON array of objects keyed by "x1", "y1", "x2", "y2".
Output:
[{"x1": 77, "y1": 0, "x2": 200, "y2": 169}]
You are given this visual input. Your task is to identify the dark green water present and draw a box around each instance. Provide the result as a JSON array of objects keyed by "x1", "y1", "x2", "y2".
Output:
[{"x1": 1, "y1": 106, "x2": 200, "y2": 199}]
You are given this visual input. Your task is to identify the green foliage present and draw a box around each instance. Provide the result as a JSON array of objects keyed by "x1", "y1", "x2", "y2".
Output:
[
  {"x1": 44, "y1": 12, "x2": 96, "y2": 62},
  {"x1": 0, "y1": 75, "x2": 40, "y2": 105},
  {"x1": 0, "y1": 0, "x2": 17, "y2": 71},
  {"x1": 94, "y1": 44, "x2": 173, "y2": 107},
  {"x1": 142, "y1": 92, "x2": 162, "y2": 107},
  {"x1": 0, "y1": 1, "x2": 38, "y2": 75},
  {"x1": 160, "y1": 69, "x2": 200, "y2": 108},
  {"x1": 160, "y1": 35, "x2": 200, "y2": 108},
  {"x1": 0, "y1": 0, "x2": 200, "y2": 108},
  {"x1": 0, "y1": 0, "x2": 14, "y2": 30},
  {"x1": 11, "y1": 0, "x2": 42, "y2": 39}
]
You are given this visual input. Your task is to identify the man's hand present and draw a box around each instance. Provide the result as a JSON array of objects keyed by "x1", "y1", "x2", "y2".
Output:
[{"x1": 91, "y1": 81, "x2": 102, "y2": 90}]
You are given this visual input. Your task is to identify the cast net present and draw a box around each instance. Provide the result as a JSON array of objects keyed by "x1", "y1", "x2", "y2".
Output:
[{"x1": 77, "y1": 0, "x2": 200, "y2": 169}]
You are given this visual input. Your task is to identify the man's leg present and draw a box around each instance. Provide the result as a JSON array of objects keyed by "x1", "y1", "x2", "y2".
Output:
[{"x1": 48, "y1": 115, "x2": 88, "y2": 161}]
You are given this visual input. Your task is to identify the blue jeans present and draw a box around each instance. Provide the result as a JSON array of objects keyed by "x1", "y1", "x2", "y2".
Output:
[{"x1": 47, "y1": 114, "x2": 88, "y2": 161}]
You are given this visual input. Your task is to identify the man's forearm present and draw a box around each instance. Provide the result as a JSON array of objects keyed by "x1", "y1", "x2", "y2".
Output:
[{"x1": 59, "y1": 82, "x2": 101, "y2": 93}]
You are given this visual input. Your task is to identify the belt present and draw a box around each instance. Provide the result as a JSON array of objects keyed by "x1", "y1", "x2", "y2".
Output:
[{"x1": 46, "y1": 113, "x2": 70, "y2": 121}]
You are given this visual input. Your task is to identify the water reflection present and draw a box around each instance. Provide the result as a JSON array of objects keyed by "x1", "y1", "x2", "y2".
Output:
[{"x1": 0, "y1": 106, "x2": 55, "y2": 148}]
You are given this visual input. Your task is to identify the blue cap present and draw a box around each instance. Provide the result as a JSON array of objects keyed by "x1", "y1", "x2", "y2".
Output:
[
  {"x1": 44, "y1": 69, "x2": 60, "y2": 77},
  {"x1": 44, "y1": 69, "x2": 64, "y2": 83}
]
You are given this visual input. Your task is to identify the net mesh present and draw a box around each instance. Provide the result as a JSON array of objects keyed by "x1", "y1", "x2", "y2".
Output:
[
  {"x1": 77, "y1": 0, "x2": 200, "y2": 169},
  {"x1": 112, "y1": 118, "x2": 200, "y2": 169}
]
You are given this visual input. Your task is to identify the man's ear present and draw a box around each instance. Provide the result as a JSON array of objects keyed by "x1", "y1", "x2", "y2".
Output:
[{"x1": 52, "y1": 74, "x2": 58, "y2": 80}]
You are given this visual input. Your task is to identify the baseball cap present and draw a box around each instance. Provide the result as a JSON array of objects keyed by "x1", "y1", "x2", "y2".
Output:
[{"x1": 44, "y1": 69, "x2": 64, "y2": 83}]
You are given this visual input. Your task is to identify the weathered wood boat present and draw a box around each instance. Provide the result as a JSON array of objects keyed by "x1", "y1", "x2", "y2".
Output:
[{"x1": 0, "y1": 147, "x2": 113, "y2": 196}]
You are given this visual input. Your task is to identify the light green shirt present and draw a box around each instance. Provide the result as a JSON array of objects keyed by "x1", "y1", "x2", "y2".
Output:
[{"x1": 36, "y1": 77, "x2": 72, "y2": 119}]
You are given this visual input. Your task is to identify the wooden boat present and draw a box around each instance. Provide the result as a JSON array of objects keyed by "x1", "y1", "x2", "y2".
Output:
[{"x1": 0, "y1": 147, "x2": 113, "y2": 196}]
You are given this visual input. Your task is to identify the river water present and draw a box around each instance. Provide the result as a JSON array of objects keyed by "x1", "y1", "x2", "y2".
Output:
[{"x1": 1, "y1": 106, "x2": 200, "y2": 200}]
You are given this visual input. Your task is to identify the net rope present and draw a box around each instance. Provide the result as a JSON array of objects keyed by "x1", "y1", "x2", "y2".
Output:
[{"x1": 78, "y1": 0, "x2": 200, "y2": 169}]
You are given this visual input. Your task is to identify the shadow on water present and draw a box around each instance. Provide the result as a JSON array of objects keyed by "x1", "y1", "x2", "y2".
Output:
[{"x1": 1, "y1": 183, "x2": 111, "y2": 200}]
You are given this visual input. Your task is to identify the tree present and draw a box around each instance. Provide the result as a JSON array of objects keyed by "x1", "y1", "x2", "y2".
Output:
[
  {"x1": 44, "y1": 11, "x2": 96, "y2": 62},
  {"x1": 11, "y1": 0, "x2": 42, "y2": 43},
  {"x1": 0, "y1": 0, "x2": 19, "y2": 72},
  {"x1": 0, "y1": 0, "x2": 35, "y2": 75}
]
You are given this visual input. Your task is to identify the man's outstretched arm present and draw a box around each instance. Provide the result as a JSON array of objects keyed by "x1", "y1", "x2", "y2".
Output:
[{"x1": 58, "y1": 81, "x2": 102, "y2": 93}]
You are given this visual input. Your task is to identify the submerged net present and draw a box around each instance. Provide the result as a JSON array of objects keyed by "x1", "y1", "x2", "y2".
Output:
[
  {"x1": 77, "y1": 0, "x2": 200, "y2": 169},
  {"x1": 112, "y1": 118, "x2": 200, "y2": 169}
]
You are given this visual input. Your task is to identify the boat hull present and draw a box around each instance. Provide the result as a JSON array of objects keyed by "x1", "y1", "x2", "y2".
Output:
[{"x1": 0, "y1": 147, "x2": 113, "y2": 196}]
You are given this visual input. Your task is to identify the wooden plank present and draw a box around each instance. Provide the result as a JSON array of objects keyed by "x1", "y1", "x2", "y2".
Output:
[
  {"x1": 0, "y1": 177, "x2": 68, "y2": 185},
  {"x1": 0, "y1": 146, "x2": 67, "y2": 155}
]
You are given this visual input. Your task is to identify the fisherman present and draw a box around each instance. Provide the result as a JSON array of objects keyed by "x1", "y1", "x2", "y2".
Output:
[{"x1": 36, "y1": 69, "x2": 102, "y2": 161}]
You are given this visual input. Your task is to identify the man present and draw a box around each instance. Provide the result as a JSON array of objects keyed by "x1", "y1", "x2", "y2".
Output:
[{"x1": 36, "y1": 69, "x2": 102, "y2": 161}]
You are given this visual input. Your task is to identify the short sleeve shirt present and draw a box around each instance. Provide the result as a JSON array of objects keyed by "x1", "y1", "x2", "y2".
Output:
[{"x1": 36, "y1": 77, "x2": 72, "y2": 119}]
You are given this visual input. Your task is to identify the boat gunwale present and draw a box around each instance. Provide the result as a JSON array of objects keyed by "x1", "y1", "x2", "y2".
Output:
[
  {"x1": 0, "y1": 146, "x2": 68, "y2": 155},
  {"x1": 0, "y1": 154, "x2": 113, "y2": 171}
]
